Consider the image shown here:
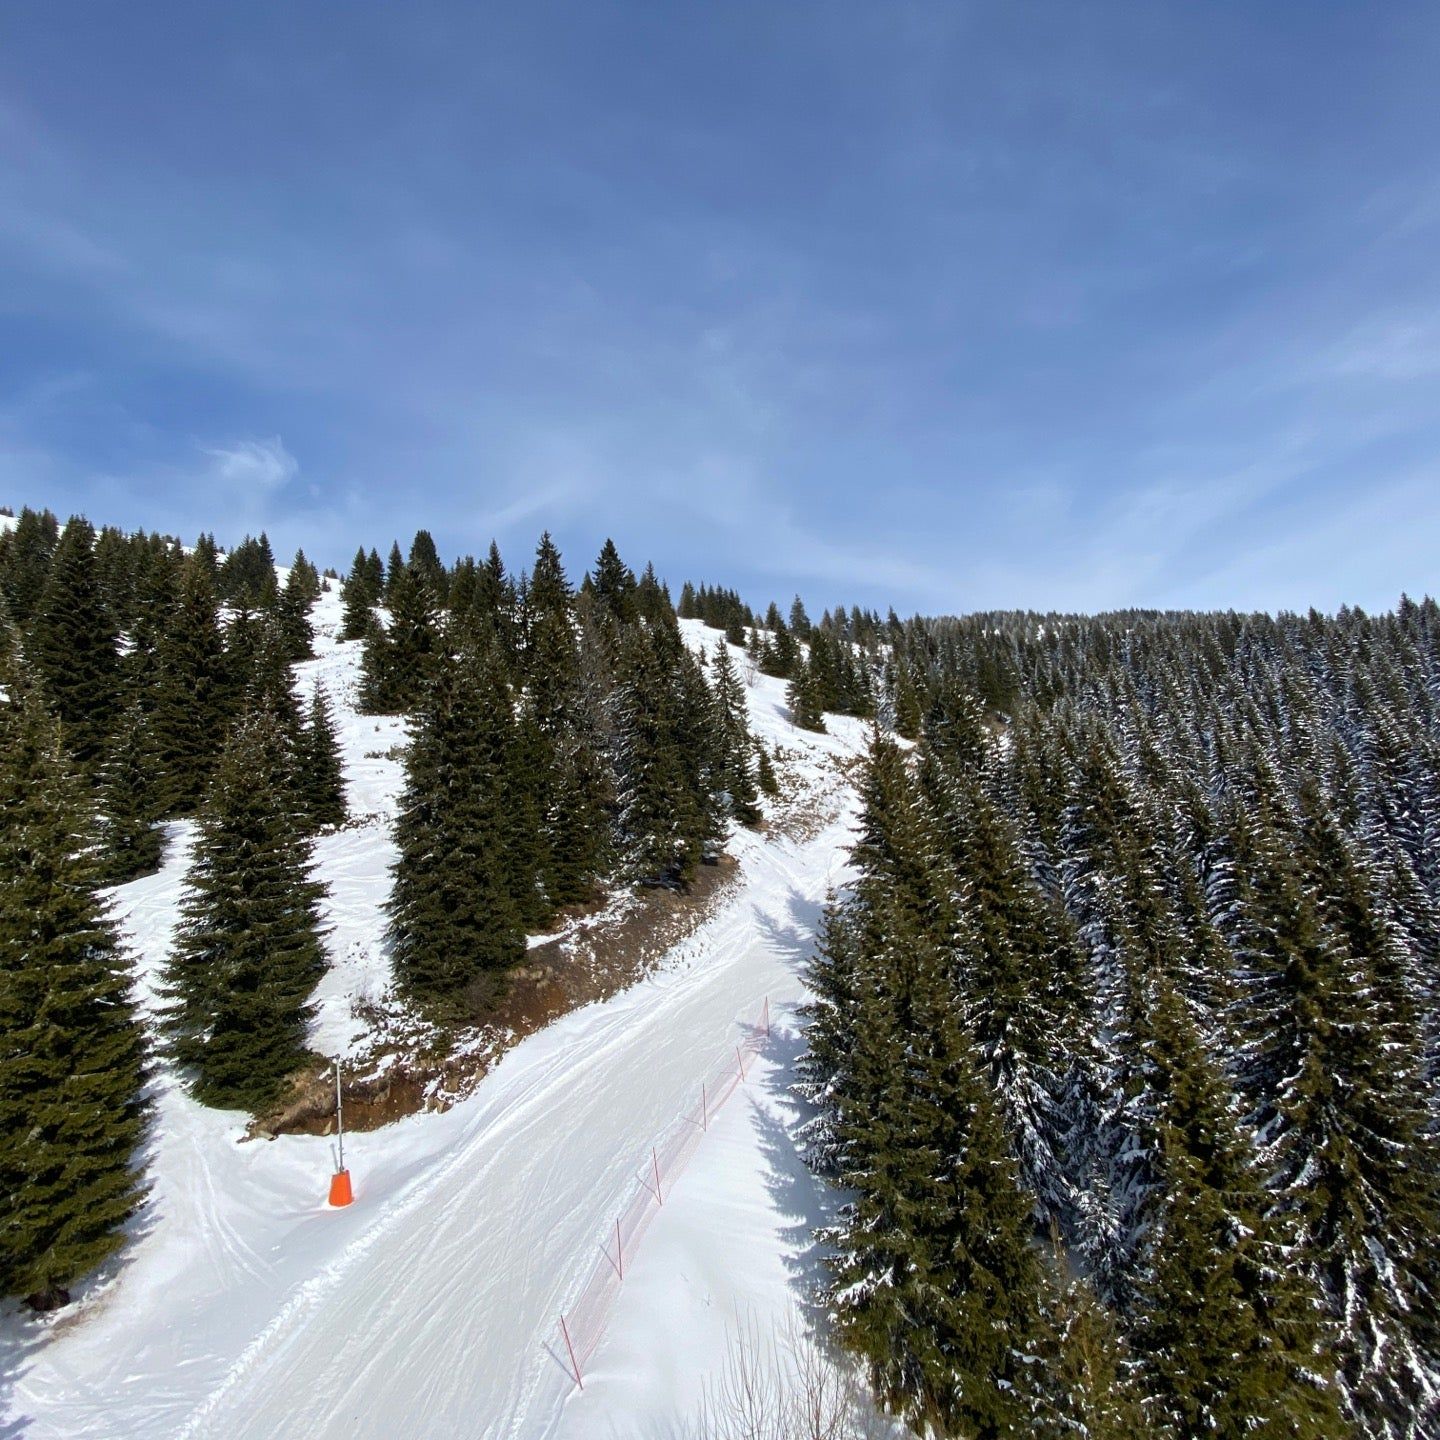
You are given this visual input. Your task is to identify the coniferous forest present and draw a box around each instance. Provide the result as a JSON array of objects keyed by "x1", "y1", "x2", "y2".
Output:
[
  {"x1": 4, "y1": 503, "x2": 1439, "y2": 1440},
  {"x1": 799, "y1": 602, "x2": 1440, "y2": 1439},
  {"x1": 0, "y1": 507, "x2": 763, "y2": 1307}
]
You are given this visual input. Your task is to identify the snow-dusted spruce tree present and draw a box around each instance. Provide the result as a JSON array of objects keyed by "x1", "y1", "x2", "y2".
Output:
[
  {"x1": 710, "y1": 639, "x2": 762, "y2": 827},
  {"x1": 296, "y1": 685, "x2": 347, "y2": 833},
  {"x1": 277, "y1": 550, "x2": 319, "y2": 663},
  {"x1": 611, "y1": 617, "x2": 720, "y2": 886},
  {"x1": 358, "y1": 560, "x2": 441, "y2": 714},
  {"x1": 386, "y1": 640, "x2": 526, "y2": 1011},
  {"x1": 1132, "y1": 980, "x2": 1344, "y2": 1439},
  {"x1": 921, "y1": 733, "x2": 1083, "y2": 1236},
  {"x1": 163, "y1": 708, "x2": 328, "y2": 1112},
  {"x1": 802, "y1": 733, "x2": 1054, "y2": 1433},
  {"x1": 27, "y1": 515, "x2": 120, "y2": 772},
  {"x1": 1233, "y1": 775, "x2": 1440, "y2": 1437},
  {"x1": 340, "y1": 545, "x2": 381, "y2": 640},
  {"x1": 96, "y1": 698, "x2": 166, "y2": 883},
  {"x1": 0, "y1": 675, "x2": 147, "y2": 1309},
  {"x1": 785, "y1": 653, "x2": 826, "y2": 732}
]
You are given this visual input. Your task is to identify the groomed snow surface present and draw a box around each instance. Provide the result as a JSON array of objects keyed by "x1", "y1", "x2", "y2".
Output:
[{"x1": 0, "y1": 601, "x2": 868, "y2": 1439}]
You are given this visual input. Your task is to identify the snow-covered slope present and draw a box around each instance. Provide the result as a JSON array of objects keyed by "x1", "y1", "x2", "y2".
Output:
[{"x1": 0, "y1": 608, "x2": 866, "y2": 1440}]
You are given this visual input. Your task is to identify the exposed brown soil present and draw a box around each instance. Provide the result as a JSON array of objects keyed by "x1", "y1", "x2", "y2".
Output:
[
  {"x1": 249, "y1": 747, "x2": 854, "y2": 1144},
  {"x1": 251, "y1": 856, "x2": 742, "y2": 1140}
]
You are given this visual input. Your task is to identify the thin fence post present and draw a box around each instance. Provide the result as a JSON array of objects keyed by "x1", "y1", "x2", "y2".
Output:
[
  {"x1": 702, "y1": 1082, "x2": 708, "y2": 1131},
  {"x1": 560, "y1": 1314, "x2": 583, "y2": 1390},
  {"x1": 652, "y1": 1146, "x2": 663, "y2": 1204},
  {"x1": 736, "y1": 1045, "x2": 746, "y2": 1083},
  {"x1": 616, "y1": 1217, "x2": 623, "y2": 1280},
  {"x1": 763, "y1": 996, "x2": 770, "y2": 1037}
]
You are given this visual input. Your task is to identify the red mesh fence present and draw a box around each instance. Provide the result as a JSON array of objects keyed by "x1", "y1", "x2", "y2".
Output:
[{"x1": 553, "y1": 997, "x2": 771, "y2": 1390}]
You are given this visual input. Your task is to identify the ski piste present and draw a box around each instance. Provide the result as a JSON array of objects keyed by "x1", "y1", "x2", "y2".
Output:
[{"x1": 2, "y1": 600, "x2": 866, "y2": 1439}]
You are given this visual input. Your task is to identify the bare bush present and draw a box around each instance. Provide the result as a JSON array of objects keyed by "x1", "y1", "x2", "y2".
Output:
[{"x1": 656, "y1": 1312, "x2": 894, "y2": 1440}]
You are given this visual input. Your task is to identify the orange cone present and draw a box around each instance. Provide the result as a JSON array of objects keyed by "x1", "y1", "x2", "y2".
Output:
[{"x1": 328, "y1": 1168, "x2": 353, "y2": 1207}]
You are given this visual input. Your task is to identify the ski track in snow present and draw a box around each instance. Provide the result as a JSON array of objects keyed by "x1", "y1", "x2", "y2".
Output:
[{"x1": 0, "y1": 601, "x2": 865, "y2": 1440}]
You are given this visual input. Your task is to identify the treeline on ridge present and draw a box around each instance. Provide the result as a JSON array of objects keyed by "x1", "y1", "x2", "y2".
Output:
[{"x1": 801, "y1": 598, "x2": 1440, "y2": 1439}]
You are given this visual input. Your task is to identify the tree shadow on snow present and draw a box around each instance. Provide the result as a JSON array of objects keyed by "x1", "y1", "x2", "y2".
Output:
[{"x1": 742, "y1": 1006, "x2": 849, "y2": 1334}]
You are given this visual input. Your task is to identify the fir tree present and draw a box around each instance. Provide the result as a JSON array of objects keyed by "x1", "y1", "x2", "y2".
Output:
[
  {"x1": 296, "y1": 686, "x2": 347, "y2": 832},
  {"x1": 1132, "y1": 981, "x2": 1345, "y2": 1438},
  {"x1": 786, "y1": 658, "x2": 827, "y2": 732},
  {"x1": 162, "y1": 710, "x2": 327, "y2": 1112},
  {"x1": 96, "y1": 700, "x2": 166, "y2": 883},
  {"x1": 710, "y1": 640, "x2": 761, "y2": 826},
  {"x1": 28, "y1": 516, "x2": 120, "y2": 770},
  {"x1": 386, "y1": 644, "x2": 526, "y2": 1009},
  {"x1": 150, "y1": 558, "x2": 230, "y2": 815},
  {"x1": 0, "y1": 680, "x2": 147, "y2": 1308}
]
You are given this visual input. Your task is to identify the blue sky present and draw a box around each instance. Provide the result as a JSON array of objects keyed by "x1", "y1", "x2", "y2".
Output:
[{"x1": 2, "y1": 3, "x2": 1439, "y2": 615}]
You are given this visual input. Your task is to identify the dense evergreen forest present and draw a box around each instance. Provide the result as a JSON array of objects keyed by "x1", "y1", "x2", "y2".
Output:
[
  {"x1": 0, "y1": 507, "x2": 763, "y2": 1307},
  {"x1": 800, "y1": 601, "x2": 1440, "y2": 1438},
  {"x1": 5, "y1": 501, "x2": 1438, "y2": 1440}
]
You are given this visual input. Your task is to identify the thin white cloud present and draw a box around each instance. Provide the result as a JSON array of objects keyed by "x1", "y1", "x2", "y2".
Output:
[{"x1": 201, "y1": 436, "x2": 299, "y2": 495}]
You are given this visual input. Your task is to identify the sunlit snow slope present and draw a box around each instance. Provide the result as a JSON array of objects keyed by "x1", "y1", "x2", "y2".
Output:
[{"x1": 0, "y1": 601, "x2": 864, "y2": 1440}]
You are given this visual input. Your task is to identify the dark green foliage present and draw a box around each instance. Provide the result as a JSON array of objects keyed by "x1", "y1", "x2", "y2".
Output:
[
  {"x1": 0, "y1": 678, "x2": 147, "y2": 1308},
  {"x1": 296, "y1": 687, "x2": 347, "y2": 832},
  {"x1": 804, "y1": 594, "x2": 1440, "y2": 1437},
  {"x1": 216, "y1": 533, "x2": 276, "y2": 607},
  {"x1": 756, "y1": 742, "x2": 780, "y2": 797},
  {"x1": 1134, "y1": 981, "x2": 1344, "y2": 1438},
  {"x1": 612, "y1": 622, "x2": 721, "y2": 885},
  {"x1": 96, "y1": 701, "x2": 167, "y2": 883},
  {"x1": 359, "y1": 564, "x2": 442, "y2": 714},
  {"x1": 709, "y1": 640, "x2": 761, "y2": 827},
  {"x1": 591, "y1": 538, "x2": 637, "y2": 624},
  {"x1": 785, "y1": 656, "x2": 827, "y2": 732},
  {"x1": 386, "y1": 644, "x2": 525, "y2": 1009},
  {"x1": 28, "y1": 516, "x2": 120, "y2": 770},
  {"x1": 150, "y1": 559, "x2": 230, "y2": 815},
  {"x1": 162, "y1": 709, "x2": 327, "y2": 1112},
  {"x1": 0, "y1": 506, "x2": 60, "y2": 627},
  {"x1": 803, "y1": 736, "x2": 1052, "y2": 1434},
  {"x1": 341, "y1": 546, "x2": 381, "y2": 640},
  {"x1": 407, "y1": 529, "x2": 445, "y2": 596},
  {"x1": 277, "y1": 553, "x2": 319, "y2": 662}
]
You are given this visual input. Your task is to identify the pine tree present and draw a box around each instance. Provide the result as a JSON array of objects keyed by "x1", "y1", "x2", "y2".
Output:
[
  {"x1": 591, "y1": 538, "x2": 637, "y2": 624},
  {"x1": 0, "y1": 506, "x2": 60, "y2": 627},
  {"x1": 786, "y1": 658, "x2": 826, "y2": 732},
  {"x1": 1032, "y1": 1254, "x2": 1149, "y2": 1440},
  {"x1": 162, "y1": 710, "x2": 327, "y2": 1112},
  {"x1": 340, "y1": 547, "x2": 379, "y2": 641},
  {"x1": 710, "y1": 640, "x2": 761, "y2": 826},
  {"x1": 296, "y1": 686, "x2": 347, "y2": 831},
  {"x1": 150, "y1": 559, "x2": 230, "y2": 815},
  {"x1": 386, "y1": 644, "x2": 526, "y2": 1010},
  {"x1": 756, "y1": 741, "x2": 780, "y2": 797},
  {"x1": 358, "y1": 564, "x2": 441, "y2": 714},
  {"x1": 28, "y1": 516, "x2": 120, "y2": 770},
  {"x1": 1133, "y1": 980, "x2": 1344, "y2": 1439},
  {"x1": 277, "y1": 557, "x2": 317, "y2": 662},
  {"x1": 0, "y1": 679, "x2": 147, "y2": 1308},
  {"x1": 96, "y1": 700, "x2": 166, "y2": 883}
]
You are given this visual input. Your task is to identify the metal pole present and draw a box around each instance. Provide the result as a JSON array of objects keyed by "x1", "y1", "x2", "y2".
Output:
[
  {"x1": 736, "y1": 1045, "x2": 746, "y2": 1083},
  {"x1": 702, "y1": 1082, "x2": 708, "y2": 1131},
  {"x1": 616, "y1": 1218, "x2": 623, "y2": 1280},
  {"x1": 335, "y1": 1059, "x2": 345, "y2": 1173},
  {"x1": 560, "y1": 1314, "x2": 583, "y2": 1390},
  {"x1": 652, "y1": 1146, "x2": 663, "y2": 1204}
]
